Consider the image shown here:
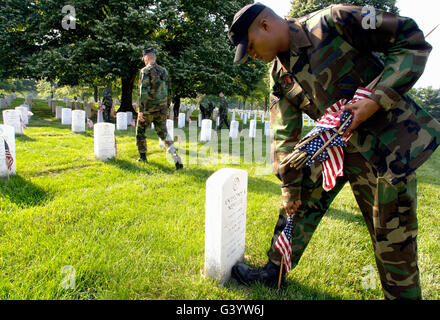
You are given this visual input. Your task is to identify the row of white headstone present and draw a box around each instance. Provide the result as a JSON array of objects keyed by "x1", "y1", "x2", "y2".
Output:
[{"x1": 56, "y1": 107, "x2": 134, "y2": 132}]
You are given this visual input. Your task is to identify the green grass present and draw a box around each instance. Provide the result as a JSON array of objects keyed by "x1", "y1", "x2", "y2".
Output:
[{"x1": 0, "y1": 98, "x2": 439, "y2": 300}]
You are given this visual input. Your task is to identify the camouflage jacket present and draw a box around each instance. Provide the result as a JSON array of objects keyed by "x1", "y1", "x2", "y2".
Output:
[
  {"x1": 139, "y1": 62, "x2": 171, "y2": 114},
  {"x1": 270, "y1": 4, "x2": 440, "y2": 204},
  {"x1": 219, "y1": 97, "x2": 229, "y2": 116},
  {"x1": 102, "y1": 87, "x2": 113, "y2": 107}
]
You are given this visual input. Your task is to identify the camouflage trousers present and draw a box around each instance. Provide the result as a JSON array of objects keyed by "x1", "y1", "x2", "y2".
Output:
[
  {"x1": 217, "y1": 114, "x2": 230, "y2": 130},
  {"x1": 136, "y1": 112, "x2": 173, "y2": 154},
  {"x1": 267, "y1": 142, "x2": 421, "y2": 300}
]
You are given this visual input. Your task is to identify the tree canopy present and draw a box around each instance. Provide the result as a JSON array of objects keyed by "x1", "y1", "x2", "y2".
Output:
[
  {"x1": 288, "y1": 0, "x2": 399, "y2": 18},
  {"x1": 0, "y1": 0, "x2": 268, "y2": 112}
]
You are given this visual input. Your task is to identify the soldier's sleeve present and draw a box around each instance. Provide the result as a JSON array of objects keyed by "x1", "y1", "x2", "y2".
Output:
[
  {"x1": 139, "y1": 69, "x2": 151, "y2": 113},
  {"x1": 270, "y1": 63, "x2": 308, "y2": 204},
  {"x1": 330, "y1": 5, "x2": 432, "y2": 111}
]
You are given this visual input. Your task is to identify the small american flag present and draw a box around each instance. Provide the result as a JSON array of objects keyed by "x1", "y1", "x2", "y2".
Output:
[
  {"x1": 274, "y1": 215, "x2": 294, "y2": 274},
  {"x1": 299, "y1": 88, "x2": 372, "y2": 191},
  {"x1": 87, "y1": 118, "x2": 94, "y2": 128},
  {"x1": 129, "y1": 120, "x2": 136, "y2": 127},
  {"x1": 4, "y1": 139, "x2": 13, "y2": 171}
]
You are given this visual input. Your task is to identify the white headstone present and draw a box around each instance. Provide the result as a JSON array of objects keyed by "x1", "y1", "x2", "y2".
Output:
[
  {"x1": 15, "y1": 106, "x2": 29, "y2": 125},
  {"x1": 0, "y1": 124, "x2": 17, "y2": 177},
  {"x1": 260, "y1": 113, "x2": 265, "y2": 123},
  {"x1": 243, "y1": 113, "x2": 247, "y2": 125},
  {"x1": 116, "y1": 112, "x2": 127, "y2": 130},
  {"x1": 178, "y1": 113, "x2": 186, "y2": 128},
  {"x1": 2, "y1": 110, "x2": 23, "y2": 135},
  {"x1": 166, "y1": 119, "x2": 174, "y2": 141},
  {"x1": 97, "y1": 110, "x2": 104, "y2": 123},
  {"x1": 198, "y1": 113, "x2": 202, "y2": 128},
  {"x1": 159, "y1": 138, "x2": 166, "y2": 149},
  {"x1": 55, "y1": 106, "x2": 63, "y2": 120},
  {"x1": 229, "y1": 120, "x2": 239, "y2": 139},
  {"x1": 264, "y1": 121, "x2": 270, "y2": 136},
  {"x1": 94, "y1": 123, "x2": 116, "y2": 161},
  {"x1": 249, "y1": 119, "x2": 257, "y2": 138},
  {"x1": 216, "y1": 116, "x2": 220, "y2": 127},
  {"x1": 204, "y1": 168, "x2": 248, "y2": 284},
  {"x1": 71, "y1": 110, "x2": 86, "y2": 133},
  {"x1": 231, "y1": 111, "x2": 235, "y2": 121},
  {"x1": 61, "y1": 108, "x2": 72, "y2": 125},
  {"x1": 126, "y1": 112, "x2": 133, "y2": 124},
  {"x1": 200, "y1": 119, "x2": 212, "y2": 142}
]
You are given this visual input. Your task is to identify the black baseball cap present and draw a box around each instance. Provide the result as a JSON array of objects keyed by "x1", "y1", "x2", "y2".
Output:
[
  {"x1": 143, "y1": 48, "x2": 156, "y2": 56},
  {"x1": 228, "y1": 2, "x2": 267, "y2": 64}
]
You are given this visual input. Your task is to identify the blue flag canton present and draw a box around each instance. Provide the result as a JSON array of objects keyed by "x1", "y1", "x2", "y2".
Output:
[{"x1": 283, "y1": 215, "x2": 294, "y2": 241}]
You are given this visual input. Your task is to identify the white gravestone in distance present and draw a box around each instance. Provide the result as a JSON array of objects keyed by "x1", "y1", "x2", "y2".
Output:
[
  {"x1": 204, "y1": 168, "x2": 248, "y2": 285},
  {"x1": 178, "y1": 113, "x2": 186, "y2": 128},
  {"x1": 55, "y1": 106, "x2": 63, "y2": 120},
  {"x1": 94, "y1": 123, "x2": 116, "y2": 161},
  {"x1": 61, "y1": 108, "x2": 72, "y2": 125},
  {"x1": 0, "y1": 124, "x2": 16, "y2": 177},
  {"x1": 126, "y1": 112, "x2": 133, "y2": 124},
  {"x1": 116, "y1": 112, "x2": 127, "y2": 130},
  {"x1": 200, "y1": 119, "x2": 212, "y2": 142},
  {"x1": 264, "y1": 121, "x2": 270, "y2": 136},
  {"x1": 229, "y1": 120, "x2": 239, "y2": 139},
  {"x1": 166, "y1": 119, "x2": 174, "y2": 141},
  {"x1": 242, "y1": 113, "x2": 247, "y2": 125},
  {"x1": 249, "y1": 119, "x2": 257, "y2": 138},
  {"x1": 97, "y1": 110, "x2": 104, "y2": 123},
  {"x1": 2, "y1": 110, "x2": 23, "y2": 135},
  {"x1": 15, "y1": 106, "x2": 29, "y2": 125},
  {"x1": 198, "y1": 113, "x2": 202, "y2": 128},
  {"x1": 71, "y1": 110, "x2": 86, "y2": 133}
]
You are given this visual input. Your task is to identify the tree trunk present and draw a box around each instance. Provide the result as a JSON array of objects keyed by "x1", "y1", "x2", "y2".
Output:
[
  {"x1": 93, "y1": 85, "x2": 98, "y2": 102},
  {"x1": 118, "y1": 72, "x2": 137, "y2": 113},
  {"x1": 173, "y1": 95, "x2": 181, "y2": 119}
]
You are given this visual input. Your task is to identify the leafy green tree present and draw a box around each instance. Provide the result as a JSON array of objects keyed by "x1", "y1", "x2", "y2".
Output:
[
  {"x1": 409, "y1": 87, "x2": 440, "y2": 121},
  {"x1": 289, "y1": 0, "x2": 399, "y2": 18}
]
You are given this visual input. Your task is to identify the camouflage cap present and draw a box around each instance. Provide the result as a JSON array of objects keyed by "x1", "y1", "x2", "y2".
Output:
[
  {"x1": 228, "y1": 2, "x2": 267, "y2": 64},
  {"x1": 143, "y1": 48, "x2": 156, "y2": 56}
]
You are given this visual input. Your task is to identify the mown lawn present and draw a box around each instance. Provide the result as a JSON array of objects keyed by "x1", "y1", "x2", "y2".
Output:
[{"x1": 0, "y1": 98, "x2": 439, "y2": 300}]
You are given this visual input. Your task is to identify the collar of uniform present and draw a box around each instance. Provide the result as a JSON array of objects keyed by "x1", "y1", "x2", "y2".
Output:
[
  {"x1": 287, "y1": 18, "x2": 311, "y2": 55},
  {"x1": 275, "y1": 18, "x2": 311, "y2": 74}
]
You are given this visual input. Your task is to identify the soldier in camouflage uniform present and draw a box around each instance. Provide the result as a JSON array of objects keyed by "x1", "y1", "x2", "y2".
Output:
[
  {"x1": 102, "y1": 83, "x2": 113, "y2": 123},
  {"x1": 137, "y1": 48, "x2": 183, "y2": 170},
  {"x1": 217, "y1": 92, "x2": 230, "y2": 130},
  {"x1": 228, "y1": 3, "x2": 440, "y2": 299}
]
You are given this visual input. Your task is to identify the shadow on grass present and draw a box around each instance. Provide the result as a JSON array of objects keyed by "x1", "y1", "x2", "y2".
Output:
[
  {"x1": 15, "y1": 135, "x2": 36, "y2": 142},
  {"x1": 0, "y1": 174, "x2": 50, "y2": 208},
  {"x1": 226, "y1": 277, "x2": 343, "y2": 300}
]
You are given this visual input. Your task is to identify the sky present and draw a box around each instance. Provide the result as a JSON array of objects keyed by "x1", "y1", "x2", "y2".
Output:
[{"x1": 254, "y1": 0, "x2": 439, "y2": 88}]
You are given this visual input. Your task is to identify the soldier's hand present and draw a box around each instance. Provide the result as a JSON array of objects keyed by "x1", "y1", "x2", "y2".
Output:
[
  {"x1": 283, "y1": 199, "x2": 302, "y2": 216},
  {"x1": 342, "y1": 98, "x2": 380, "y2": 136},
  {"x1": 138, "y1": 112, "x2": 145, "y2": 122}
]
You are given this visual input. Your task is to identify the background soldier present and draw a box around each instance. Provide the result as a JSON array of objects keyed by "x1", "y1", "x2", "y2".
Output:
[
  {"x1": 217, "y1": 92, "x2": 230, "y2": 130},
  {"x1": 137, "y1": 48, "x2": 183, "y2": 170},
  {"x1": 228, "y1": 3, "x2": 440, "y2": 299},
  {"x1": 102, "y1": 83, "x2": 113, "y2": 122}
]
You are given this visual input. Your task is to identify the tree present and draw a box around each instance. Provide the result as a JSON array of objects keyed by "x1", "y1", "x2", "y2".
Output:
[
  {"x1": 409, "y1": 87, "x2": 440, "y2": 121},
  {"x1": 289, "y1": 0, "x2": 399, "y2": 18}
]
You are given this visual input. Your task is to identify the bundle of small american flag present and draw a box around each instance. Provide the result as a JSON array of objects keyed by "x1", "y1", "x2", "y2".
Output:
[{"x1": 281, "y1": 87, "x2": 372, "y2": 191}]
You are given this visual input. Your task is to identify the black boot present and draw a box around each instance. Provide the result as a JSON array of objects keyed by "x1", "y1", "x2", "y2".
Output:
[
  {"x1": 175, "y1": 162, "x2": 183, "y2": 170},
  {"x1": 137, "y1": 153, "x2": 147, "y2": 162},
  {"x1": 231, "y1": 261, "x2": 286, "y2": 289}
]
